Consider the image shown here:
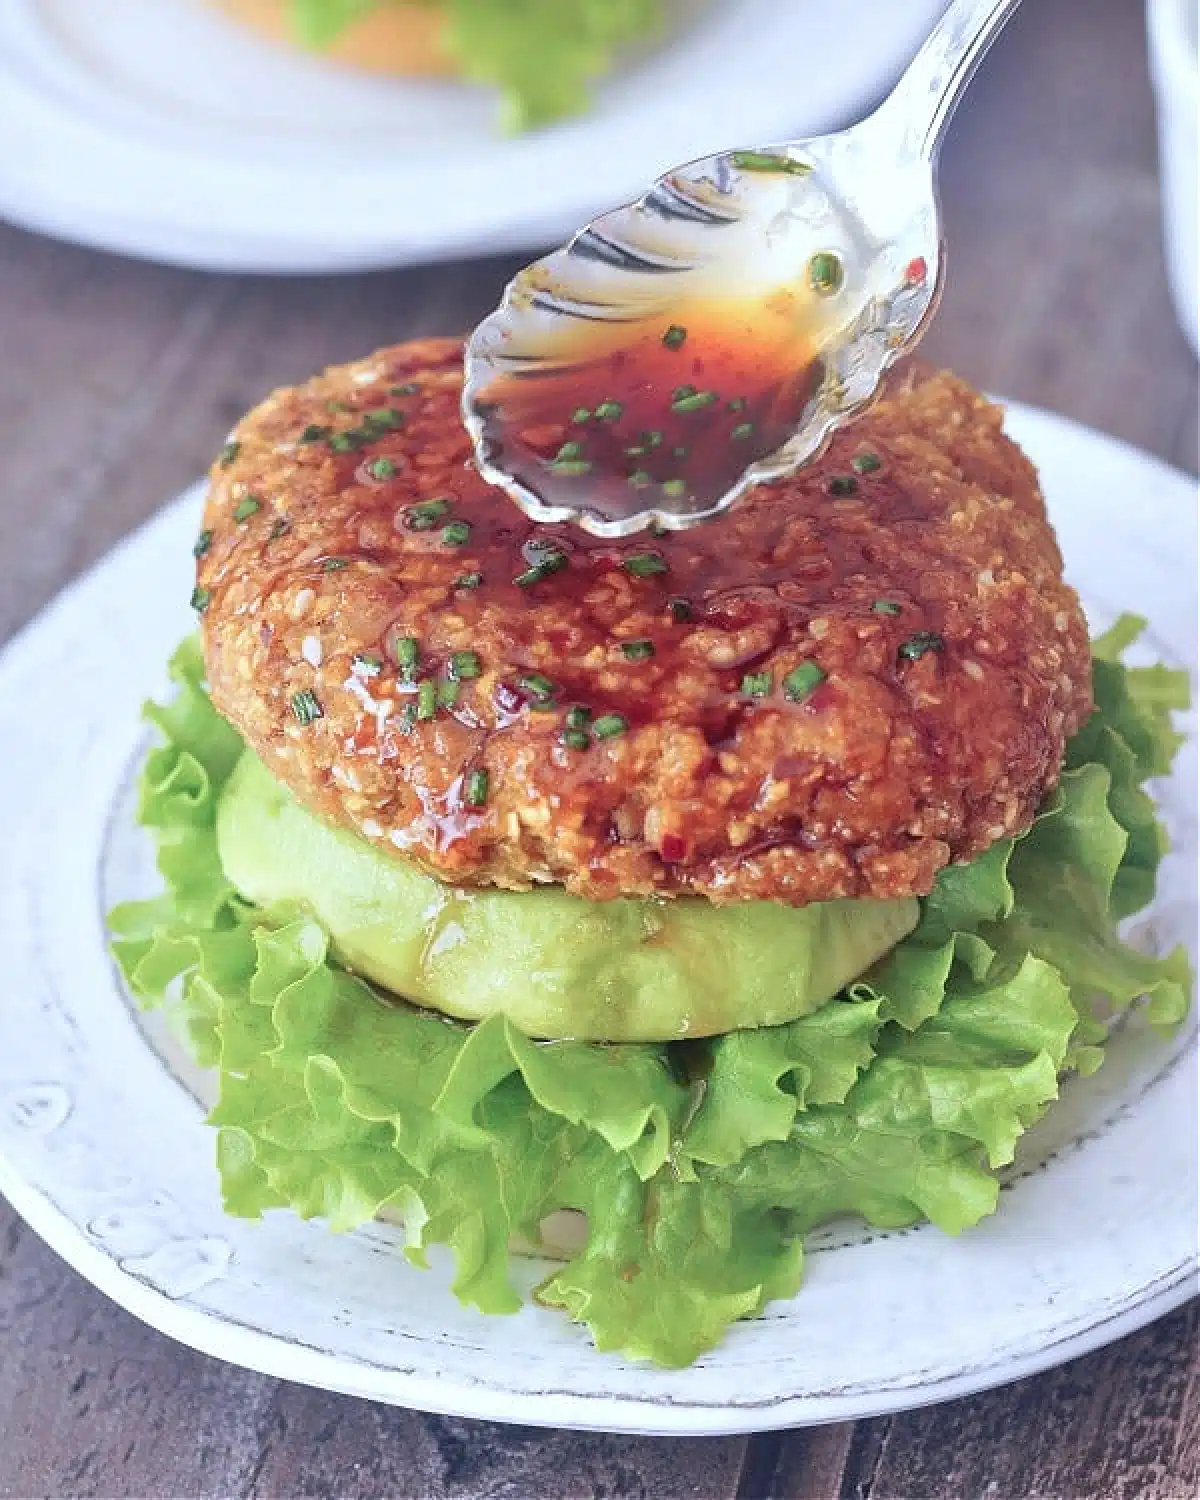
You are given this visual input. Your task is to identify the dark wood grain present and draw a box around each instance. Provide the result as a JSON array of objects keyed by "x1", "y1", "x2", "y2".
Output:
[{"x1": 1, "y1": 0, "x2": 1196, "y2": 1495}]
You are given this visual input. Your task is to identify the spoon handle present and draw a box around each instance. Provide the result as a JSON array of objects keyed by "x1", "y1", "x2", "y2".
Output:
[{"x1": 874, "y1": 0, "x2": 1023, "y2": 162}]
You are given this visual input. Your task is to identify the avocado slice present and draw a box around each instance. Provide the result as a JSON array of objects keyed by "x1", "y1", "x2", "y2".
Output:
[{"x1": 216, "y1": 750, "x2": 919, "y2": 1042}]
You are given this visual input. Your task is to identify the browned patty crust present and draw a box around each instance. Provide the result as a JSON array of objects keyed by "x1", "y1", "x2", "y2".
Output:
[{"x1": 197, "y1": 337, "x2": 1093, "y2": 905}]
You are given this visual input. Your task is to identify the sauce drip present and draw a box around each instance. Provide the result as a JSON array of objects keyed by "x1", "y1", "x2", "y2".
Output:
[{"x1": 473, "y1": 285, "x2": 834, "y2": 529}]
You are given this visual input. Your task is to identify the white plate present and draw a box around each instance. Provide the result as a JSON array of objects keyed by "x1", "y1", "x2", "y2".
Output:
[
  {"x1": 0, "y1": 401, "x2": 1196, "y2": 1435},
  {"x1": 0, "y1": 0, "x2": 945, "y2": 272}
]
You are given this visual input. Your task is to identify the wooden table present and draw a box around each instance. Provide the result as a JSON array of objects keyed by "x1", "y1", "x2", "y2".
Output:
[{"x1": 1, "y1": 0, "x2": 1196, "y2": 1494}]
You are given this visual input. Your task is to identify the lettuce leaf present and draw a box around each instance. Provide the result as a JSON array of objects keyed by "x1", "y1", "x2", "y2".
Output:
[
  {"x1": 289, "y1": 0, "x2": 665, "y2": 131},
  {"x1": 108, "y1": 618, "x2": 1192, "y2": 1366}
]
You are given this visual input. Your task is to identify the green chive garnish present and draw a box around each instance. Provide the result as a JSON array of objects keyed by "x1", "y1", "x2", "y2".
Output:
[
  {"x1": 465, "y1": 768, "x2": 489, "y2": 807},
  {"x1": 514, "y1": 551, "x2": 567, "y2": 587},
  {"x1": 233, "y1": 495, "x2": 261, "y2": 523},
  {"x1": 323, "y1": 557, "x2": 349, "y2": 571},
  {"x1": 668, "y1": 597, "x2": 693, "y2": 622},
  {"x1": 218, "y1": 441, "x2": 240, "y2": 467},
  {"x1": 555, "y1": 441, "x2": 585, "y2": 462},
  {"x1": 299, "y1": 424, "x2": 330, "y2": 444},
  {"x1": 642, "y1": 429, "x2": 664, "y2": 448},
  {"x1": 730, "y1": 149, "x2": 811, "y2": 175},
  {"x1": 456, "y1": 572, "x2": 484, "y2": 591},
  {"x1": 406, "y1": 497, "x2": 452, "y2": 530},
  {"x1": 368, "y1": 456, "x2": 398, "y2": 479},
  {"x1": 621, "y1": 639, "x2": 655, "y2": 660},
  {"x1": 872, "y1": 599, "x2": 902, "y2": 616},
  {"x1": 442, "y1": 521, "x2": 471, "y2": 547},
  {"x1": 291, "y1": 690, "x2": 322, "y2": 726},
  {"x1": 662, "y1": 479, "x2": 688, "y2": 498},
  {"x1": 193, "y1": 529, "x2": 213, "y2": 559},
  {"x1": 808, "y1": 251, "x2": 845, "y2": 296},
  {"x1": 397, "y1": 703, "x2": 417, "y2": 735},
  {"x1": 449, "y1": 651, "x2": 481, "y2": 680},
  {"x1": 519, "y1": 672, "x2": 557, "y2": 702},
  {"x1": 828, "y1": 475, "x2": 858, "y2": 497},
  {"x1": 389, "y1": 383, "x2": 420, "y2": 396},
  {"x1": 741, "y1": 670, "x2": 772, "y2": 697},
  {"x1": 731, "y1": 422, "x2": 754, "y2": 442},
  {"x1": 662, "y1": 324, "x2": 687, "y2": 350},
  {"x1": 190, "y1": 586, "x2": 212, "y2": 613},
  {"x1": 565, "y1": 705, "x2": 591, "y2": 730},
  {"x1": 437, "y1": 678, "x2": 461, "y2": 709},
  {"x1": 416, "y1": 679, "x2": 437, "y2": 720},
  {"x1": 727, "y1": 397, "x2": 748, "y2": 413},
  {"x1": 562, "y1": 729, "x2": 591, "y2": 751},
  {"x1": 898, "y1": 632, "x2": 945, "y2": 662},
  {"x1": 353, "y1": 651, "x2": 383, "y2": 676},
  {"x1": 550, "y1": 459, "x2": 592, "y2": 477},
  {"x1": 570, "y1": 407, "x2": 592, "y2": 424},
  {"x1": 328, "y1": 431, "x2": 365, "y2": 454},
  {"x1": 783, "y1": 662, "x2": 826, "y2": 701},
  {"x1": 628, "y1": 470, "x2": 653, "y2": 488},
  {"x1": 592, "y1": 713, "x2": 629, "y2": 740},
  {"x1": 672, "y1": 389, "x2": 718, "y2": 414},
  {"x1": 395, "y1": 636, "x2": 419, "y2": 679},
  {"x1": 624, "y1": 552, "x2": 668, "y2": 578},
  {"x1": 594, "y1": 400, "x2": 623, "y2": 421},
  {"x1": 363, "y1": 408, "x2": 403, "y2": 431},
  {"x1": 853, "y1": 452, "x2": 882, "y2": 474}
]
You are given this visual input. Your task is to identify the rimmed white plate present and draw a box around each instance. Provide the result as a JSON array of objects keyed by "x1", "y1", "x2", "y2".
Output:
[
  {"x1": 0, "y1": 402, "x2": 1196, "y2": 1435},
  {"x1": 0, "y1": 0, "x2": 945, "y2": 272}
]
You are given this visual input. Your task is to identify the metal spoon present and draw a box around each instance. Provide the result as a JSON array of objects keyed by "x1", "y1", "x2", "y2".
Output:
[{"x1": 462, "y1": 0, "x2": 1021, "y2": 538}]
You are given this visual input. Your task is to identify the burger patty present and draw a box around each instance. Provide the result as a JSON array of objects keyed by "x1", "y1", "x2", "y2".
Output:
[{"x1": 197, "y1": 337, "x2": 1093, "y2": 905}]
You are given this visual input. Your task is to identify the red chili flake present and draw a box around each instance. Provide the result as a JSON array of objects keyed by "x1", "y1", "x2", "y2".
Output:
[
  {"x1": 904, "y1": 256, "x2": 928, "y2": 287},
  {"x1": 660, "y1": 833, "x2": 688, "y2": 863}
]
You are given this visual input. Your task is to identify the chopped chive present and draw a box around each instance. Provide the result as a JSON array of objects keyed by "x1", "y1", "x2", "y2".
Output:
[
  {"x1": 672, "y1": 386, "x2": 696, "y2": 403},
  {"x1": 389, "y1": 382, "x2": 420, "y2": 396},
  {"x1": 193, "y1": 529, "x2": 214, "y2": 559},
  {"x1": 741, "y1": 670, "x2": 772, "y2": 697},
  {"x1": 628, "y1": 470, "x2": 653, "y2": 488},
  {"x1": 594, "y1": 400, "x2": 623, "y2": 421},
  {"x1": 727, "y1": 396, "x2": 748, "y2": 413},
  {"x1": 437, "y1": 678, "x2": 461, "y2": 709},
  {"x1": 662, "y1": 324, "x2": 688, "y2": 350},
  {"x1": 323, "y1": 557, "x2": 349, "y2": 571},
  {"x1": 592, "y1": 713, "x2": 629, "y2": 741},
  {"x1": 456, "y1": 571, "x2": 484, "y2": 591},
  {"x1": 329, "y1": 431, "x2": 365, "y2": 454},
  {"x1": 562, "y1": 728, "x2": 591, "y2": 751},
  {"x1": 465, "y1": 768, "x2": 489, "y2": 807},
  {"x1": 396, "y1": 702, "x2": 417, "y2": 735},
  {"x1": 668, "y1": 597, "x2": 693, "y2": 622},
  {"x1": 406, "y1": 497, "x2": 452, "y2": 530},
  {"x1": 442, "y1": 521, "x2": 472, "y2": 547},
  {"x1": 416, "y1": 679, "x2": 437, "y2": 720},
  {"x1": 872, "y1": 599, "x2": 902, "y2": 616},
  {"x1": 731, "y1": 422, "x2": 754, "y2": 442},
  {"x1": 519, "y1": 672, "x2": 557, "y2": 702},
  {"x1": 625, "y1": 445, "x2": 648, "y2": 457},
  {"x1": 368, "y1": 456, "x2": 398, "y2": 479},
  {"x1": 363, "y1": 407, "x2": 403, "y2": 431},
  {"x1": 233, "y1": 495, "x2": 261, "y2": 523},
  {"x1": 570, "y1": 406, "x2": 593, "y2": 424},
  {"x1": 291, "y1": 689, "x2": 323, "y2": 726},
  {"x1": 218, "y1": 441, "x2": 240, "y2": 467},
  {"x1": 550, "y1": 459, "x2": 592, "y2": 477},
  {"x1": 672, "y1": 389, "x2": 719, "y2": 414},
  {"x1": 555, "y1": 441, "x2": 585, "y2": 462},
  {"x1": 808, "y1": 251, "x2": 845, "y2": 296},
  {"x1": 299, "y1": 423, "x2": 331, "y2": 444},
  {"x1": 642, "y1": 429, "x2": 664, "y2": 448},
  {"x1": 450, "y1": 650, "x2": 481, "y2": 680},
  {"x1": 353, "y1": 650, "x2": 383, "y2": 676},
  {"x1": 898, "y1": 631, "x2": 945, "y2": 662},
  {"x1": 190, "y1": 585, "x2": 212, "y2": 613},
  {"x1": 326, "y1": 400, "x2": 352, "y2": 414},
  {"x1": 730, "y1": 149, "x2": 811, "y2": 175},
  {"x1": 852, "y1": 452, "x2": 882, "y2": 474},
  {"x1": 624, "y1": 552, "x2": 668, "y2": 578},
  {"x1": 827, "y1": 475, "x2": 858, "y2": 497},
  {"x1": 395, "y1": 636, "x2": 419, "y2": 679},
  {"x1": 515, "y1": 551, "x2": 567, "y2": 587},
  {"x1": 565, "y1": 705, "x2": 591, "y2": 730},
  {"x1": 783, "y1": 662, "x2": 826, "y2": 701},
  {"x1": 662, "y1": 478, "x2": 688, "y2": 498},
  {"x1": 621, "y1": 639, "x2": 655, "y2": 660}
]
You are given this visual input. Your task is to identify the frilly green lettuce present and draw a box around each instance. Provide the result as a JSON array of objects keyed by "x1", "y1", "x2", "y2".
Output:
[{"x1": 108, "y1": 621, "x2": 1192, "y2": 1366}]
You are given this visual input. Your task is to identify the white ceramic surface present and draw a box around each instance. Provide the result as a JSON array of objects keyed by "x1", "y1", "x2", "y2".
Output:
[
  {"x1": 0, "y1": 402, "x2": 1196, "y2": 1434},
  {"x1": 0, "y1": 0, "x2": 946, "y2": 273},
  {"x1": 1147, "y1": 0, "x2": 1199, "y2": 358}
]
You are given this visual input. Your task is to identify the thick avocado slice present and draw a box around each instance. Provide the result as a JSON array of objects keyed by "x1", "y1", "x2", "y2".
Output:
[{"x1": 216, "y1": 750, "x2": 919, "y2": 1042}]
